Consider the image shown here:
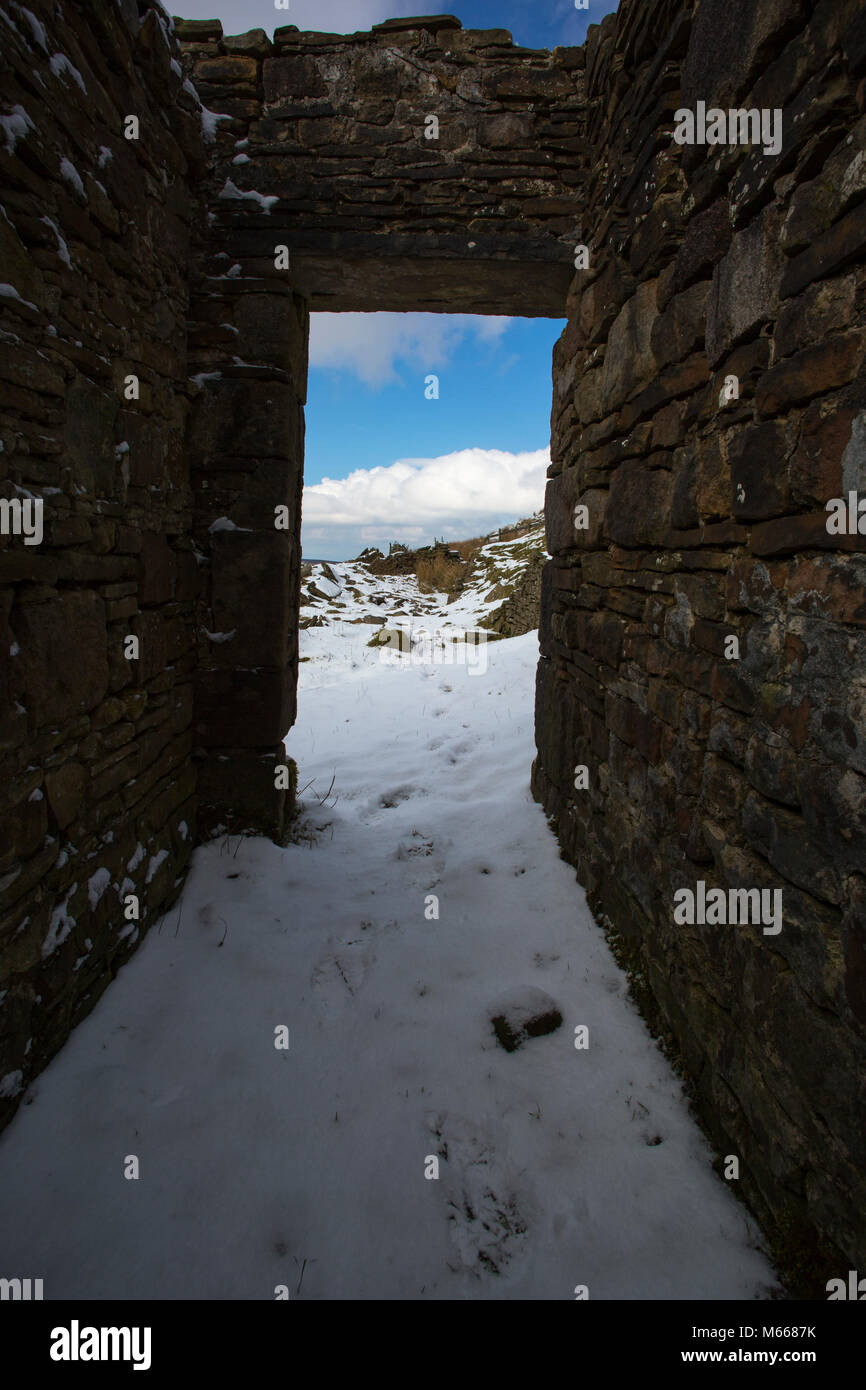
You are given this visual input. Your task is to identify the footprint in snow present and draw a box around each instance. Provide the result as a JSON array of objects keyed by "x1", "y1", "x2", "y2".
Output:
[
  {"x1": 366, "y1": 785, "x2": 419, "y2": 813},
  {"x1": 310, "y1": 940, "x2": 372, "y2": 1012},
  {"x1": 426, "y1": 1112, "x2": 528, "y2": 1278}
]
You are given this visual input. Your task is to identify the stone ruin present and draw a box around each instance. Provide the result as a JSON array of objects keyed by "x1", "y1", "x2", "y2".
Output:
[{"x1": 1, "y1": 0, "x2": 865, "y2": 1292}]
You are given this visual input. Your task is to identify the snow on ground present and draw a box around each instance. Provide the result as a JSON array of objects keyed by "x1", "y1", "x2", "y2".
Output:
[
  {"x1": 300, "y1": 522, "x2": 546, "y2": 644},
  {"x1": 0, "y1": 569, "x2": 779, "y2": 1299}
]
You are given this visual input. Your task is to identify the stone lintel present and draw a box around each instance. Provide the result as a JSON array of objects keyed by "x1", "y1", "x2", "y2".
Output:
[{"x1": 291, "y1": 253, "x2": 572, "y2": 316}]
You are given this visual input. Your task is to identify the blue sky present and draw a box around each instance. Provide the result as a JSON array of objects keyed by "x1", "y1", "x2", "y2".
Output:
[
  {"x1": 174, "y1": 1, "x2": 618, "y2": 50},
  {"x1": 302, "y1": 315, "x2": 564, "y2": 559},
  {"x1": 174, "y1": 0, "x2": 620, "y2": 557}
]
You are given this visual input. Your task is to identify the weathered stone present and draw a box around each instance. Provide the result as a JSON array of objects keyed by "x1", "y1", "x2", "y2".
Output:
[
  {"x1": 605, "y1": 460, "x2": 672, "y2": 547},
  {"x1": 14, "y1": 593, "x2": 108, "y2": 727},
  {"x1": 667, "y1": 199, "x2": 732, "y2": 303},
  {"x1": 222, "y1": 29, "x2": 271, "y2": 59},
  {"x1": 651, "y1": 282, "x2": 709, "y2": 370},
  {"x1": 600, "y1": 280, "x2": 659, "y2": 414},
  {"x1": 728, "y1": 420, "x2": 792, "y2": 521},
  {"x1": 774, "y1": 275, "x2": 857, "y2": 362},
  {"x1": 755, "y1": 333, "x2": 866, "y2": 416},
  {"x1": 706, "y1": 209, "x2": 783, "y2": 368},
  {"x1": 791, "y1": 403, "x2": 855, "y2": 507},
  {"x1": 138, "y1": 534, "x2": 175, "y2": 606},
  {"x1": 490, "y1": 987, "x2": 563, "y2": 1052},
  {"x1": 44, "y1": 762, "x2": 86, "y2": 830},
  {"x1": 195, "y1": 55, "x2": 258, "y2": 84}
]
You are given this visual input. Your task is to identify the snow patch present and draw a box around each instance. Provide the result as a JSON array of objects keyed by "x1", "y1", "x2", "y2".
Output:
[
  {"x1": 127, "y1": 844, "x2": 145, "y2": 873},
  {"x1": 49, "y1": 52, "x2": 87, "y2": 93},
  {"x1": 41, "y1": 216, "x2": 72, "y2": 267},
  {"x1": 201, "y1": 108, "x2": 231, "y2": 143},
  {"x1": 87, "y1": 868, "x2": 111, "y2": 909},
  {"x1": 0, "y1": 1070, "x2": 23, "y2": 1099},
  {"x1": 218, "y1": 178, "x2": 278, "y2": 213},
  {"x1": 0, "y1": 283, "x2": 38, "y2": 311},
  {"x1": 0, "y1": 104, "x2": 34, "y2": 154},
  {"x1": 16, "y1": 6, "x2": 48, "y2": 50},
  {"x1": 145, "y1": 850, "x2": 169, "y2": 884},
  {"x1": 59, "y1": 156, "x2": 85, "y2": 198},
  {"x1": 42, "y1": 884, "x2": 78, "y2": 958}
]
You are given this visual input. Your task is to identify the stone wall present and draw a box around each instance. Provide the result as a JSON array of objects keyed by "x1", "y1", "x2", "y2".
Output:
[
  {"x1": 176, "y1": 15, "x2": 586, "y2": 314},
  {"x1": 485, "y1": 550, "x2": 545, "y2": 637},
  {"x1": 174, "y1": 13, "x2": 588, "y2": 839},
  {"x1": 533, "y1": 0, "x2": 866, "y2": 1289},
  {"x1": 0, "y1": 1, "x2": 204, "y2": 1127},
  {"x1": 3, "y1": 0, "x2": 866, "y2": 1292}
]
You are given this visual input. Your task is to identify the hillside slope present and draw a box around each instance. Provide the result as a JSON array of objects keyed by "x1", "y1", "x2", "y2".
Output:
[{"x1": 300, "y1": 514, "x2": 547, "y2": 647}]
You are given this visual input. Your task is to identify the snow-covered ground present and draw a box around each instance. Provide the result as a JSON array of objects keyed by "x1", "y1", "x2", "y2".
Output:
[
  {"x1": 0, "y1": 569, "x2": 780, "y2": 1299},
  {"x1": 300, "y1": 521, "x2": 546, "y2": 643}
]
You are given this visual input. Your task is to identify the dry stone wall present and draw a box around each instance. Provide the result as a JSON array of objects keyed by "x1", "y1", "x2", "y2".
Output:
[
  {"x1": 485, "y1": 550, "x2": 545, "y2": 637},
  {"x1": 533, "y1": 0, "x2": 866, "y2": 1288},
  {"x1": 176, "y1": 15, "x2": 586, "y2": 315},
  {"x1": 0, "y1": 0, "x2": 205, "y2": 1129}
]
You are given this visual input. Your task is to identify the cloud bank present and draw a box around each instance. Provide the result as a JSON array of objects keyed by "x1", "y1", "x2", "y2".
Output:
[{"x1": 302, "y1": 445, "x2": 548, "y2": 552}]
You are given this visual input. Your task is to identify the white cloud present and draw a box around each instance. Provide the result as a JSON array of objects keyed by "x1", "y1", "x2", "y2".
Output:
[
  {"x1": 303, "y1": 446, "x2": 548, "y2": 540},
  {"x1": 309, "y1": 312, "x2": 512, "y2": 388}
]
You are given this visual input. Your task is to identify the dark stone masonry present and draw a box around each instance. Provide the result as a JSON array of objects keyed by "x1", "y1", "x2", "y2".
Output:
[{"x1": 0, "y1": 0, "x2": 864, "y2": 1294}]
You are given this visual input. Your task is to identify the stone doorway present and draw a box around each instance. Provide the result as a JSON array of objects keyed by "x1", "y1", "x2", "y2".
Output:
[{"x1": 179, "y1": 17, "x2": 583, "y2": 840}]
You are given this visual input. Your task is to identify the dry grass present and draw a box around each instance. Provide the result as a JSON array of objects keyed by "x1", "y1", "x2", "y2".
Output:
[
  {"x1": 448, "y1": 534, "x2": 489, "y2": 562},
  {"x1": 416, "y1": 550, "x2": 465, "y2": 593}
]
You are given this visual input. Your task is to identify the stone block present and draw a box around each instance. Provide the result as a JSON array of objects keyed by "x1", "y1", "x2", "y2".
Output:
[
  {"x1": 755, "y1": 333, "x2": 866, "y2": 416},
  {"x1": 138, "y1": 533, "x2": 176, "y2": 606},
  {"x1": 729, "y1": 420, "x2": 792, "y2": 521},
  {"x1": 195, "y1": 668, "x2": 293, "y2": 748},
  {"x1": 14, "y1": 592, "x2": 108, "y2": 727},
  {"x1": 195, "y1": 56, "x2": 259, "y2": 84},
  {"x1": 604, "y1": 460, "x2": 672, "y2": 547},
  {"x1": 187, "y1": 378, "x2": 297, "y2": 463},
  {"x1": 44, "y1": 762, "x2": 86, "y2": 830},
  {"x1": 600, "y1": 280, "x2": 659, "y2": 414},
  {"x1": 208, "y1": 529, "x2": 291, "y2": 668},
  {"x1": 706, "y1": 209, "x2": 783, "y2": 368},
  {"x1": 263, "y1": 55, "x2": 327, "y2": 102}
]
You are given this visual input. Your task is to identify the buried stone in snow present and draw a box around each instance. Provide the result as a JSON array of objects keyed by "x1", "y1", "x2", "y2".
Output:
[{"x1": 489, "y1": 986, "x2": 563, "y2": 1053}]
